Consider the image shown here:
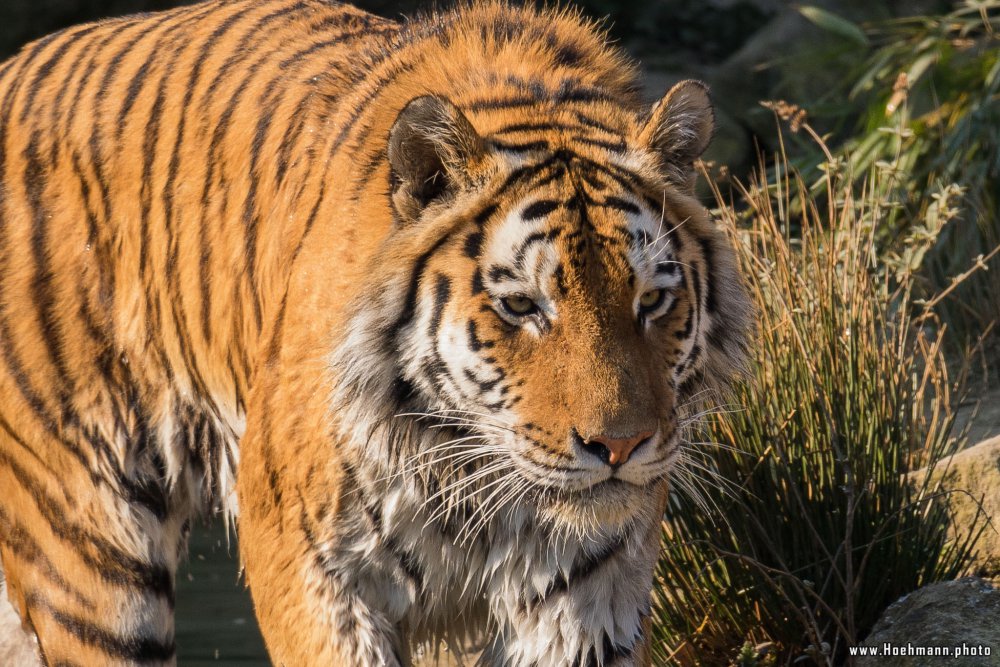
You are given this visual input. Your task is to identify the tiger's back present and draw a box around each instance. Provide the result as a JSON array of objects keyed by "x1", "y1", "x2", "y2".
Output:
[
  {"x1": 0, "y1": 0, "x2": 399, "y2": 511},
  {"x1": 0, "y1": 1, "x2": 750, "y2": 664}
]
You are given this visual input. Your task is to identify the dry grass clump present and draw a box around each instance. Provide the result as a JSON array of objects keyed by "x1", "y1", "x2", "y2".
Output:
[{"x1": 651, "y1": 148, "x2": 988, "y2": 666}]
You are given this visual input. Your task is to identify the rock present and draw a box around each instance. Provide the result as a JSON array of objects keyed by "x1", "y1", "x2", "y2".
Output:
[
  {"x1": 954, "y1": 387, "x2": 1000, "y2": 447},
  {"x1": 910, "y1": 435, "x2": 1000, "y2": 578},
  {"x1": 857, "y1": 577, "x2": 1000, "y2": 666}
]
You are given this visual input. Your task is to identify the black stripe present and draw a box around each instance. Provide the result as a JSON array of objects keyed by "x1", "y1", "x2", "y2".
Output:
[
  {"x1": 24, "y1": 132, "x2": 78, "y2": 424},
  {"x1": 553, "y1": 262, "x2": 568, "y2": 295},
  {"x1": 486, "y1": 265, "x2": 516, "y2": 282},
  {"x1": 600, "y1": 196, "x2": 640, "y2": 215},
  {"x1": 489, "y1": 148, "x2": 651, "y2": 209},
  {"x1": 463, "y1": 231, "x2": 483, "y2": 259},
  {"x1": 114, "y1": 54, "x2": 157, "y2": 142},
  {"x1": 428, "y1": 274, "x2": 452, "y2": 339},
  {"x1": 154, "y1": 7, "x2": 250, "y2": 404},
  {"x1": 474, "y1": 204, "x2": 499, "y2": 226},
  {"x1": 463, "y1": 365, "x2": 504, "y2": 392},
  {"x1": 0, "y1": 108, "x2": 93, "y2": 476},
  {"x1": 463, "y1": 94, "x2": 538, "y2": 112},
  {"x1": 82, "y1": 22, "x2": 164, "y2": 319},
  {"x1": 493, "y1": 120, "x2": 610, "y2": 136},
  {"x1": 386, "y1": 232, "x2": 453, "y2": 343},
  {"x1": 680, "y1": 304, "x2": 693, "y2": 338},
  {"x1": 688, "y1": 257, "x2": 702, "y2": 336},
  {"x1": 494, "y1": 155, "x2": 565, "y2": 198},
  {"x1": 325, "y1": 42, "x2": 424, "y2": 161},
  {"x1": 273, "y1": 91, "x2": 313, "y2": 187},
  {"x1": 68, "y1": 149, "x2": 116, "y2": 355},
  {"x1": 488, "y1": 138, "x2": 550, "y2": 153},
  {"x1": 60, "y1": 11, "x2": 170, "y2": 134},
  {"x1": 26, "y1": 594, "x2": 175, "y2": 662},
  {"x1": 278, "y1": 23, "x2": 396, "y2": 69},
  {"x1": 23, "y1": 141, "x2": 135, "y2": 503},
  {"x1": 136, "y1": 61, "x2": 178, "y2": 388},
  {"x1": 0, "y1": 30, "x2": 66, "y2": 250},
  {"x1": 0, "y1": 210, "x2": 134, "y2": 523},
  {"x1": 522, "y1": 199, "x2": 560, "y2": 220},
  {"x1": 424, "y1": 274, "x2": 471, "y2": 402},
  {"x1": 554, "y1": 82, "x2": 623, "y2": 106},
  {"x1": 471, "y1": 268, "x2": 485, "y2": 295},
  {"x1": 0, "y1": 409, "x2": 56, "y2": 477},
  {"x1": 0, "y1": 58, "x2": 17, "y2": 85},
  {"x1": 189, "y1": 1, "x2": 307, "y2": 343},
  {"x1": 697, "y1": 235, "x2": 717, "y2": 314},
  {"x1": 48, "y1": 26, "x2": 123, "y2": 166}
]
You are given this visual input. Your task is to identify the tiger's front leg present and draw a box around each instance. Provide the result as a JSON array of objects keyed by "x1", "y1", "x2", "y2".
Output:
[
  {"x1": 238, "y1": 429, "x2": 412, "y2": 666},
  {"x1": 0, "y1": 430, "x2": 192, "y2": 667}
]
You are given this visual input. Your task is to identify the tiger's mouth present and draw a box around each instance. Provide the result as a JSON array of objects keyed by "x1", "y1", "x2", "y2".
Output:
[
  {"x1": 525, "y1": 475, "x2": 667, "y2": 529},
  {"x1": 547, "y1": 473, "x2": 656, "y2": 497},
  {"x1": 546, "y1": 477, "x2": 643, "y2": 508}
]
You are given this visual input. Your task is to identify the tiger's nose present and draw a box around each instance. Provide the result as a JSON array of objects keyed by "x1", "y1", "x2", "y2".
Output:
[{"x1": 580, "y1": 430, "x2": 655, "y2": 466}]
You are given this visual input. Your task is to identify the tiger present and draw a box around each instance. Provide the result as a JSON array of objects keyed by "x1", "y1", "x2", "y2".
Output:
[{"x1": 0, "y1": 0, "x2": 752, "y2": 664}]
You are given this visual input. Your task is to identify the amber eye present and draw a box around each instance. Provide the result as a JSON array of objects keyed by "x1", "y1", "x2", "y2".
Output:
[
  {"x1": 501, "y1": 294, "x2": 538, "y2": 316},
  {"x1": 638, "y1": 288, "x2": 666, "y2": 314}
]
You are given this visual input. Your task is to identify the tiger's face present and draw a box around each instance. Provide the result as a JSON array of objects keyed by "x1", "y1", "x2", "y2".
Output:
[
  {"x1": 415, "y1": 179, "x2": 690, "y2": 523},
  {"x1": 336, "y1": 81, "x2": 748, "y2": 531}
]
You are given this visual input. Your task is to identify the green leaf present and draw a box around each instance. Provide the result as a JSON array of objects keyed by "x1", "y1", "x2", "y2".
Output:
[{"x1": 798, "y1": 5, "x2": 870, "y2": 47}]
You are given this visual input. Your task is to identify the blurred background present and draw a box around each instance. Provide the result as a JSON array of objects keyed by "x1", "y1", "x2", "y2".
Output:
[{"x1": 2, "y1": 0, "x2": 998, "y2": 665}]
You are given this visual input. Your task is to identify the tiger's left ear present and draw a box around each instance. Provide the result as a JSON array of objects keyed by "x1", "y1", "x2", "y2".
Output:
[
  {"x1": 388, "y1": 95, "x2": 484, "y2": 222},
  {"x1": 638, "y1": 80, "x2": 714, "y2": 191}
]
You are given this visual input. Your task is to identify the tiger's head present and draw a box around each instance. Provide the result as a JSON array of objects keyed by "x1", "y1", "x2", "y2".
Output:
[{"x1": 332, "y1": 80, "x2": 750, "y2": 532}]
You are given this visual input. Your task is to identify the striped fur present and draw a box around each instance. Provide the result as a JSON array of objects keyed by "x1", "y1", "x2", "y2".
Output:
[{"x1": 0, "y1": 1, "x2": 751, "y2": 665}]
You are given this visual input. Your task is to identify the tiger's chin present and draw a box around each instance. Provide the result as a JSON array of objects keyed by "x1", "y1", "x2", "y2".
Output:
[{"x1": 532, "y1": 476, "x2": 669, "y2": 533}]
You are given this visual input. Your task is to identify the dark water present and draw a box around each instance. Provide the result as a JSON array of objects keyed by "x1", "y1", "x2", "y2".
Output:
[{"x1": 175, "y1": 523, "x2": 271, "y2": 666}]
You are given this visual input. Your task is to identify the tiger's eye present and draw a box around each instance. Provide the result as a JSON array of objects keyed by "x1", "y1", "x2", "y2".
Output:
[
  {"x1": 639, "y1": 288, "x2": 665, "y2": 311},
  {"x1": 502, "y1": 295, "x2": 537, "y2": 316}
]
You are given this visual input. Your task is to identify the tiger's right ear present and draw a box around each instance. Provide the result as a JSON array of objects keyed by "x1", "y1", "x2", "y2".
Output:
[
  {"x1": 388, "y1": 95, "x2": 484, "y2": 222},
  {"x1": 638, "y1": 80, "x2": 714, "y2": 191}
]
